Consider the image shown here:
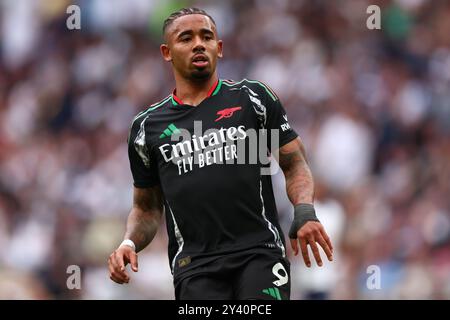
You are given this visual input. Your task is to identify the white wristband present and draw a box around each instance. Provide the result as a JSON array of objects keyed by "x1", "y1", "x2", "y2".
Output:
[{"x1": 119, "y1": 239, "x2": 136, "y2": 251}]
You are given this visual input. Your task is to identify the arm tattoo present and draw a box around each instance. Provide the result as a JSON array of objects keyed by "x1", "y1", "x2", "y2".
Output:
[
  {"x1": 278, "y1": 138, "x2": 315, "y2": 205},
  {"x1": 124, "y1": 186, "x2": 164, "y2": 252}
]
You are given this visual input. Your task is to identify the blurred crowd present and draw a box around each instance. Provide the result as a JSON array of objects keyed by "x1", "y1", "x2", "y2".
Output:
[{"x1": 0, "y1": 0, "x2": 449, "y2": 299}]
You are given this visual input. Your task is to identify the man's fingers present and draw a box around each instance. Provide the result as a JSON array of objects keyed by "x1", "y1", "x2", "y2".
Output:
[
  {"x1": 320, "y1": 227, "x2": 334, "y2": 253},
  {"x1": 110, "y1": 263, "x2": 129, "y2": 283},
  {"x1": 108, "y1": 256, "x2": 128, "y2": 284},
  {"x1": 307, "y1": 235, "x2": 323, "y2": 267},
  {"x1": 108, "y1": 261, "x2": 119, "y2": 282},
  {"x1": 115, "y1": 251, "x2": 126, "y2": 271},
  {"x1": 315, "y1": 233, "x2": 333, "y2": 262},
  {"x1": 110, "y1": 272, "x2": 128, "y2": 284},
  {"x1": 290, "y1": 238, "x2": 299, "y2": 256},
  {"x1": 110, "y1": 275, "x2": 123, "y2": 284},
  {"x1": 110, "y1": 270, "x2": 129, "y2": 284},
  {"x1": 112, "y1": 252, "x2": 130, "y2": 281},
  {"x1": 129, "y1": 251, "x2": 139, "y2": 272},
  {"x1": 299, "y1": 238, "x2": 311, "y2": 267},
  {"x1": 295, "y1": 222, "x2": 334, "y2": 267}
]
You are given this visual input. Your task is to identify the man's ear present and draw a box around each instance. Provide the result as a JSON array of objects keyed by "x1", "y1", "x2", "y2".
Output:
[
  {"x1": 160, "y1": 44, "x2": 172, "y2": 62},
  {"x1": 217, "y1": 40, "x2": 223, "y2": 59}
]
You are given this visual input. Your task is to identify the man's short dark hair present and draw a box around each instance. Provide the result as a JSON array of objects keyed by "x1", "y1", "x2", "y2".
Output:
[{"x1": 163, "y1": 7, "x2": 216, "y2": 35}]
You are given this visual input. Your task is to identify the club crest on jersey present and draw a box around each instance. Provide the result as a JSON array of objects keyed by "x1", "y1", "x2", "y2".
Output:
[{"x1": 215, "y1": 106, "x2": 242, "y2": 122}]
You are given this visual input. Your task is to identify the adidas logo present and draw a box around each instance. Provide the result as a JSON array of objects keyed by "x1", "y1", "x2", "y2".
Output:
[
  {"x1": 262, "y1": 287, "x2": 282, "y2": 300},
  {"x1": 160, "y1": 123, "x2": 180, "y2": 139}
]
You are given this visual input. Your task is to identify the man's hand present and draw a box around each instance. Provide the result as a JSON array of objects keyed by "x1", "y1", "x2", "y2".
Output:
[
  {"x1": 108, "y1": 245, "x2": 139, "y2": 284},
  {"x1": 277, "y1": 139, "x2": 333, "y2": 268},
  {"x1": 290, "y1": 221, "x2": 333, "y2": 267},
  {"x1": 108, "y1": 186, "x2": 163, "y2": 284}
]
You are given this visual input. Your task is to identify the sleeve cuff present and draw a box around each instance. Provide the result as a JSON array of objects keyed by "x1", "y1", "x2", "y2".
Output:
[{"x1": 279, "y1": 131, "x2": 298, "y2": 148}]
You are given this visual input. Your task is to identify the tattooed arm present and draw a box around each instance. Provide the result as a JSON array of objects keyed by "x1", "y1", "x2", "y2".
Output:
[
  {"x1": 125, "y1": 186, "x2": 164, "y2": 252},
  {"x1": 278, "y1": 138, "x2": 314, "y2": 205},
  {"x1": 278, "y1": 138, "x2": 333, "y2": 267},
  {"x1": 109, "y1": 186, "x2": 164, "y2": 284}
]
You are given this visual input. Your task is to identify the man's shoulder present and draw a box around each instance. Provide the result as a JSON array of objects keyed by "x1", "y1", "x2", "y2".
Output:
[
  {"x1": 221, "y1": 78, "x2": 279, "y2": 102},
  {"x1": 130, "y1": 95, "x2": 172, "y2": 128}
]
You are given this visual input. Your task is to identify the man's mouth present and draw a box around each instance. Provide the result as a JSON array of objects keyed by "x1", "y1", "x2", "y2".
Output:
[{"x1": 192, "y1": 55, "x2": 209, "y2": 68}]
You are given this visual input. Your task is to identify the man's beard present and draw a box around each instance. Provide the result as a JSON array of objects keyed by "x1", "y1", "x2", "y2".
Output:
[{"x1": 190, "y1": 68, "x2": 211, "y2": 80}]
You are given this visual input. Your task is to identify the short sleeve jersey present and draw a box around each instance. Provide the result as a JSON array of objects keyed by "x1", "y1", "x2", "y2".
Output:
[{"x1": 128, "y1": 79, "x2": 298, "y2": 279}]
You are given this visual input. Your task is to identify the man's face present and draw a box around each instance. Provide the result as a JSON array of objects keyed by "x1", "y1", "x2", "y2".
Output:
[{"x1": 161, "y1": 14, "x2": 223, "y2": 81}]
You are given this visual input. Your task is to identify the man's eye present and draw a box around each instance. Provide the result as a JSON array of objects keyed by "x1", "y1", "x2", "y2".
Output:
[
  {"x1": 181, "y1": 37, "x2": 190, "y2": 42},
  {"x1": 204, "y1": 36, "x2": 213, "y2": 41}
]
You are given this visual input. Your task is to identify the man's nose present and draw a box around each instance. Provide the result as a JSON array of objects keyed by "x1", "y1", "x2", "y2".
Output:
[{"x1": 192, "y1": 36, "x2": 205, "y2": 51}]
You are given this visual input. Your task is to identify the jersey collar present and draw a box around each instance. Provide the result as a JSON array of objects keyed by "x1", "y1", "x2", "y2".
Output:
[{"x1": 171, "y1": 79, "x2": 222, "y2": 106}]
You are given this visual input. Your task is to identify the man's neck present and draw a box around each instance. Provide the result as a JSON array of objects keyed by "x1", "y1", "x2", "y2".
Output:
[{"x1": 173, "y1": 73, "x2": 218, "y2": 106}]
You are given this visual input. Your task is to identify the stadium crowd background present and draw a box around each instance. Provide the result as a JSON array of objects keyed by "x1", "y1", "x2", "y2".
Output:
[{"x1": 0, "y1": 0, "x2": 449, "y2": 299}]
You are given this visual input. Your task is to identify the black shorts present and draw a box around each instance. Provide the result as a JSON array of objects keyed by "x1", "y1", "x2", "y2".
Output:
[{"x1": 174, "y1": 249, "x2": 290, "y2": 300}]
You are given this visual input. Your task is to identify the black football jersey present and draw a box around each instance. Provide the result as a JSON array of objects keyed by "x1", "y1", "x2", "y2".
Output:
[{"x1": 128, "y1": 79, "x2": 298, "y2": 280}]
